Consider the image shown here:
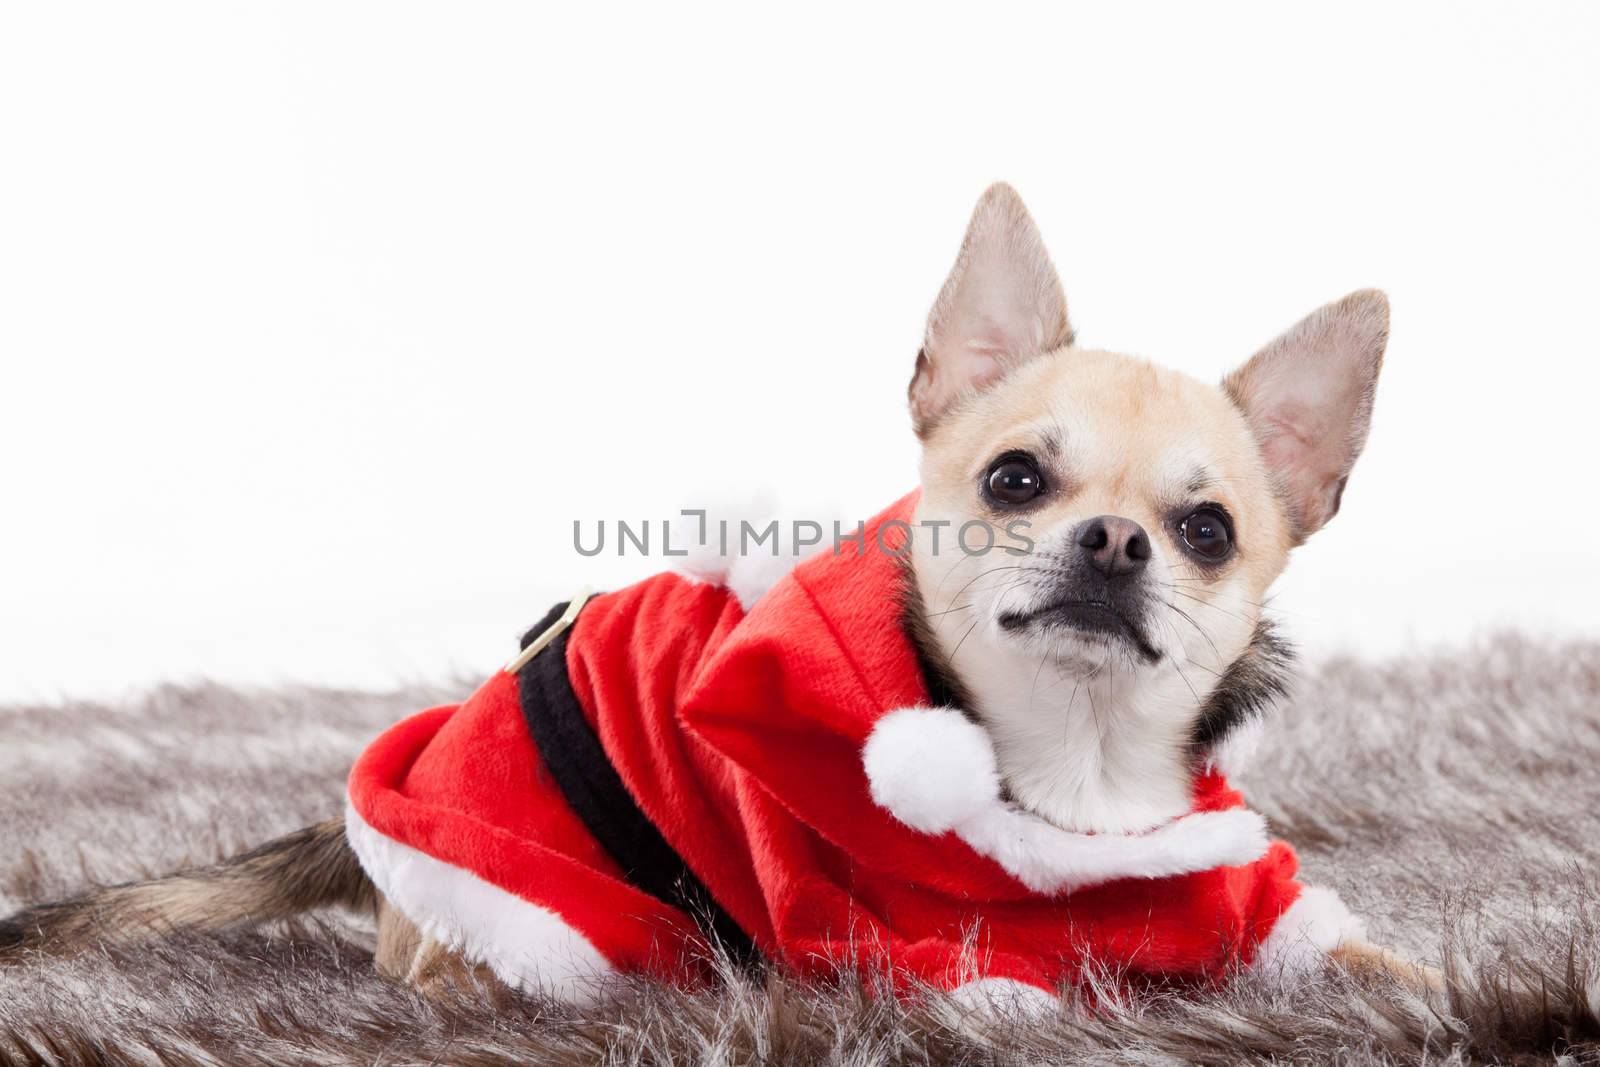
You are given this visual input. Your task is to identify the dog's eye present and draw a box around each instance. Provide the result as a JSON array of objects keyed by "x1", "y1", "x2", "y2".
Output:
[
  {"x1": 1179, "y1": 507, "x2": 1233, "y2": 561},
  {"x1": 985, "y1": 455, "x2": 1044, "y2": 506}
]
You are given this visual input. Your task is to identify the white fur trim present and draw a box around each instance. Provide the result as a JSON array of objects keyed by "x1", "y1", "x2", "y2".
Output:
[
  {"x1": 671, "y1": 499, "x2": 838, "y2": 610},
  {"x1": 862, "y1": 706, "x2": 1271, "y2": 894},
  {"x1": 1204, "y1": 715, "x2": 1265, "y2": 778},
  {"x1": 946, "y1": 976, "x2": 1057, "y2": 1018},
  {"x1": 726, "y1": 550, "x2": 809, "y2": 612},
  {"x1": 863, "y1": 706, "x2": 999, "y2": 833},
  {"x1": 672, "y1": 545, "x2": 736, "y2": 587},
  {"x1": 345, "y1": 801, "x2": 614, "y2": 1003},
  {"x1": 1251, "y1": 885, "x2": 1366, "y2": 979},
  {"x1": 678, "y1": 548, "x2": 793, "y2": 611}
]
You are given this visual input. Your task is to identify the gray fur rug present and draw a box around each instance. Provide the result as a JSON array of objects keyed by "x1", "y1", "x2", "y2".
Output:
[{"x1": 3, "y1": 635, "x2": 1599, "y2": 1065}]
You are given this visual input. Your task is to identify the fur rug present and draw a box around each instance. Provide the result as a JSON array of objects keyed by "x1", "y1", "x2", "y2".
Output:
[{"x1": 3, "y1": 636, "x2": 1599, "y2": 1065}]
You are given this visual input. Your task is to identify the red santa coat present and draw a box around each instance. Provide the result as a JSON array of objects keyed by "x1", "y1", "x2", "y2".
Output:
[{"x1": 345, "y1": 493, "x2": 1358, "y2": 1001}]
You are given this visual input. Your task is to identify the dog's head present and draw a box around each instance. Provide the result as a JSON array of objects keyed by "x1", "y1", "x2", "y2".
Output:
[{"x1": 908, "y1": 185, "x2": 1388, "y2": 827}]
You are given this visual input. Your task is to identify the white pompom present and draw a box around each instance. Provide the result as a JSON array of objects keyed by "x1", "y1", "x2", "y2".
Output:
[{"x1": 862, "y1": 706, "x2": 1001, "y2": 834}]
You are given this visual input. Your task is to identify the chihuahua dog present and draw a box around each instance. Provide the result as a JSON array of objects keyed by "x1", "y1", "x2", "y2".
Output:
[{"x1": 1, "y1": 185, "x2": 1431, "y2": 1008}]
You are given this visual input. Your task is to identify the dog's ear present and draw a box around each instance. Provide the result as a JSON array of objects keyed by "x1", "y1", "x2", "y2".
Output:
[
  {"x1": 910, "y1": 183, "x2": 1073, "y2": 433},
  {"x1": 1224, "y1": 289, "x2": 1390, "y2": 542}
]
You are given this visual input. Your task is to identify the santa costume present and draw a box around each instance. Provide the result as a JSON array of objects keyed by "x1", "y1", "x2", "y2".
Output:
[{"x1": 345, "y1": 493, "x2": 1360, "y2": 1003}]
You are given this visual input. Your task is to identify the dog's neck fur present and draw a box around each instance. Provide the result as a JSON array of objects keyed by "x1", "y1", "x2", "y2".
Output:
[
  {"x1": 982, "y1": 660, "x2": 1201, "y2": 833},
  {"x1": 901, "y1": 571, "x2": 1293, "y2": 834}
]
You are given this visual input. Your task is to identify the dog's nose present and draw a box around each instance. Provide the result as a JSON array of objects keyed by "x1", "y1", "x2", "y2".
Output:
[{"x1": 1075, "y1": 515, "x2": 1152, "y2": 579}]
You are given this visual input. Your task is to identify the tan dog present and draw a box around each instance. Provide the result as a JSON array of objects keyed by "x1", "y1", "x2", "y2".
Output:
[
  {"x1": 911, "y1": 185, "x2": 1374, "y2": 837},
  {"x1": 901, "y1": 184, "x2": 1430, "y2": 1001},
  {"x1": 0, "y1": 184, "x2": 1435, "y2": 1005}
]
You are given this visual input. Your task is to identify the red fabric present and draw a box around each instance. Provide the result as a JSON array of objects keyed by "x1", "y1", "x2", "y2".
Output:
[{"x1": 348, "y1": 492, "x2": 1306, "y2": 993}]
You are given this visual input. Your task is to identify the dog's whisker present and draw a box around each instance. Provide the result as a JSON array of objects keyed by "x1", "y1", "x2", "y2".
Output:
[
  {"x1": 1165, "y1": 600, "x2": 1223, "y2": 663},
  {"x1": 947, "y1": 614, "x2": 984, "y2": 662},
  {"x1": 1154, "y1": 616, "x2": 1204, "y2": 706},
  {"x1": 937, "y1": 562, "x2": 1025, "y2": 607},
  {"x1": 922, "y1": 602, "x2": 975, "y2": 620},
  {"x1": 1171, "y1": 589, "x2": 1256, "y2": 627}
]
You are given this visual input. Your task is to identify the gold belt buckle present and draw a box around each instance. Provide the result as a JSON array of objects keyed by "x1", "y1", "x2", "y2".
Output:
[{"x1": 503, "y1": 586, "x2": 593, "y2": 674}]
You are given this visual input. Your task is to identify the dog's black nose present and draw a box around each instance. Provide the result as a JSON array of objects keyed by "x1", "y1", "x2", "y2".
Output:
[{"x1": 1075, "y1": 515, "x2": 1151, "y2": 579}]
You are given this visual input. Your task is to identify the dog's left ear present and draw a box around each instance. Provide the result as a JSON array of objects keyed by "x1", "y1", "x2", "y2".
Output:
[
  {"x1": 1225, "y1": 289, "x2": 1390, "y2": 542},
  {"x1": 909, "y1": 183, "x2": 1074, "y2": 434}
]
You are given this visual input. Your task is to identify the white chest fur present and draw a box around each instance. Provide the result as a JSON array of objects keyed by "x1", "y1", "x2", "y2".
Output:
[{"x1": 952, "y1": 644, "x2": 1207, "y2": 834}]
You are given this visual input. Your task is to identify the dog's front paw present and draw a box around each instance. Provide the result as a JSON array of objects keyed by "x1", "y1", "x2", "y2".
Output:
[{"x1": 945, "y1": 976, "x2": 1058, "y2": 1019}]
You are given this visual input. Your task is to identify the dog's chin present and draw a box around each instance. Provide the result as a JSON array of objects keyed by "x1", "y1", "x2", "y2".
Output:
[{"x1": 996, "y1": 600, "x2": 1163, "y2": 665}]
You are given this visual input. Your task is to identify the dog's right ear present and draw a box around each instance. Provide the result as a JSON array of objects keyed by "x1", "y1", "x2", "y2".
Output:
[
  {"x1": 909, "y1": 184, "x2": 1074, "y2": 435},
  {"x1": 1224, "y1": 289, "x2": 1390, "y2": 542}
]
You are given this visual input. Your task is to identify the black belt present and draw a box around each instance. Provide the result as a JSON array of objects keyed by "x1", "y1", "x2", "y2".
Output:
[{"x1": 513, "y1": 600, "x2": 758, "y2": 965}]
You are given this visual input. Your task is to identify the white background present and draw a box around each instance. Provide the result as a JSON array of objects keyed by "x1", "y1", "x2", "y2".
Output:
[{"x1": 2, "y1": 2, "x2": 1596, "y2": 704}]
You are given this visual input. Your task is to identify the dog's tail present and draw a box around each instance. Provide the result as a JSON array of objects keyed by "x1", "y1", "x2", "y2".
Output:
[{"x1": 0, "y1": 817, "x2": 373, "y2": 958}]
